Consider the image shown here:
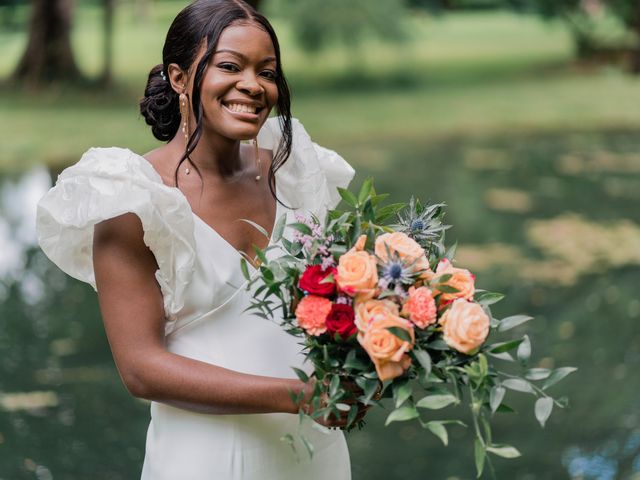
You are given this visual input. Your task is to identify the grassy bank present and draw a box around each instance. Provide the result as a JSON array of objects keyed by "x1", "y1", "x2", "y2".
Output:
[{"x1": 1, "y1": 3, "x2": 639, "y2": 170}]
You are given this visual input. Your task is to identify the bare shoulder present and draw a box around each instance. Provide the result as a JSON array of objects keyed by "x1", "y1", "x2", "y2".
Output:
[{"x1": 93, "y1": 213, "x2": 155, "y2": 267}]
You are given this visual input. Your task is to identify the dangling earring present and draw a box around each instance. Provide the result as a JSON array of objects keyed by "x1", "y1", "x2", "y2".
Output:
[
  {"x1": 179, "y1": 92, "x2": 191, "y2": 175},
  {"x1": 253, "y1": 138, "x2": 261, "y2": 182}
]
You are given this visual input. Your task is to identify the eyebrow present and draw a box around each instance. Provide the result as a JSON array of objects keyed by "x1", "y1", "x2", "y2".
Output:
[{"x1": 214, "y1": 49, "x2": 276, "y2": 64}]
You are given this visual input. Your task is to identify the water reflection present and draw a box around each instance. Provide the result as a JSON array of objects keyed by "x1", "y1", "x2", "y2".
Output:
[{"x1": 0, "y1": 129, "x2": 639, "y2": 479}]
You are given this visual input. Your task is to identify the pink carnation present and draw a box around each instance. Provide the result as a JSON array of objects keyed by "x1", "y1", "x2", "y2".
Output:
[
  {"x1": 402, "y1": 286, "x2": 437, "y2": 329},
  {"x1": 295, "y1": 295, "x2": 332, "y2": 336}
]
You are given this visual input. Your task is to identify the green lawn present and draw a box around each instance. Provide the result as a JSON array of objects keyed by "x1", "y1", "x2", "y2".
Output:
[{"x1": 1, "y1": 2, "x2": 639, "y2": 170}]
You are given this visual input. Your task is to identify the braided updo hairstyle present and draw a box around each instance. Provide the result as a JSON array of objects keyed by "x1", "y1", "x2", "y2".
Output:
[{"x1": 139, "y1": 0, "x2": 292, "y2": 198}]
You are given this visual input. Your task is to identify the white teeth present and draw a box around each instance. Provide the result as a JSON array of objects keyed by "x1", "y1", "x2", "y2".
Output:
[{"x1": 226, "y1": 103, "x2": 256, "y2": 114}]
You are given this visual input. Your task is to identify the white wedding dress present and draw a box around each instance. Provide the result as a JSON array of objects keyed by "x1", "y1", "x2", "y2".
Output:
[{"x1": 36, "y1": 118, "x2": 355, "y2": 479}]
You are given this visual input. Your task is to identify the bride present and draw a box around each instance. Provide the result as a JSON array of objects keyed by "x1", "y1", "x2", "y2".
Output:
[{"x1": 36, "y1": 0, "x2": 364, "y2": 478}]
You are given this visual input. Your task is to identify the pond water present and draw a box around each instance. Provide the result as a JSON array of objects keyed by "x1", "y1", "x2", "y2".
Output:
[{"x1": 1, "y1": 129, "x2": 639, "y2": 479}]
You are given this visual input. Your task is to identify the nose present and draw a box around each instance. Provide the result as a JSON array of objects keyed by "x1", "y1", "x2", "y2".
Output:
[{"x1": 237, "y1": 72, "x2": 264, "y2": 96}]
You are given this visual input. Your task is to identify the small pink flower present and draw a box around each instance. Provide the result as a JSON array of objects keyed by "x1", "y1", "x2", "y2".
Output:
[
  {"x1": 402, "y1": 286, "x2": 437, "y2": 329},
  {"x1": 295, "y1": 296, "x2": 332, "y2": 336}
]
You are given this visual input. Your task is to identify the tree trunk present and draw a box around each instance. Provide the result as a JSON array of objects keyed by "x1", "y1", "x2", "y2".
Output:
[
  {"x1": 244, "y1": 0, "x2": 262, "y2": 11},
  {"x1": 630, "y1": 3, "x2": 640, "y2": 74},
  {"x1": 100, "y1": 0, "x2": 115, "y2": 86},
  {"x1": 12, "y1": 0, "x2": 83, "y2": 86}
]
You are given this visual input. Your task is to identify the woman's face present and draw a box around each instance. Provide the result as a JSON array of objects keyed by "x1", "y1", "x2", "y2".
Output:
[{"x1": 196, "y1": 22, "x2": 279, "y2": 142}]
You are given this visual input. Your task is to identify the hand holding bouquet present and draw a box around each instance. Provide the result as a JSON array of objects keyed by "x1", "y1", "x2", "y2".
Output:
[{"x1": 243, "y1": 179, "x2": 574, "y2": 476}]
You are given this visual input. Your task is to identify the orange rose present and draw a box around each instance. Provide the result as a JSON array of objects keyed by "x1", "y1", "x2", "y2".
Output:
[
  {"x1": 354, "y1": 299, "x2": 400, "y2": 332},
  {"x1": 401, "y1": 286, "x2": 437, "y2": 329},
  {"x1": 439, "y1": 299, "x2": 489, "y2": 354},
  {"x1": 375, "y1": 232, "x2": 430, "y2": 274},
  {"x1": 432, "y1": 259, "x2": 475, "y2": 301},
  {"x1": 358, "y1": 314, "x2": 415, "y2": 382},
  {"x1": 295, "y1": 295, "x2": 332, "y2": 336},
  {"x1": 351, "y1": 234, "x2": 367, "y2": 252},
  {"x1": 336, "y1": 250, "x2": 378, "y2": 300}
]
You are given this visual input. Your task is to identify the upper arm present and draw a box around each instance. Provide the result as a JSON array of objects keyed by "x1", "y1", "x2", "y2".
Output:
[{"x1": 93, "y1": 213, "x2": 166, "y2": 395}]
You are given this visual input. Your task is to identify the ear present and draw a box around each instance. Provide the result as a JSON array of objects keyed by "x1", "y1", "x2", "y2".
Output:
[{"x1": 167, "y1": 63, "x2": 188, "y2": 95}]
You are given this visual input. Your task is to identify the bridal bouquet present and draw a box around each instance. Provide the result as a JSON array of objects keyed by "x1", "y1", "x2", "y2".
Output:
[{"x1": 242, "y1": 179, "x2": 574, "y2": 477}]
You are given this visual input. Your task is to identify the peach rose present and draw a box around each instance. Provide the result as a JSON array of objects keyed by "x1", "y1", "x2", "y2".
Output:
[
  {"x1": 354, "y1": 299, "x2": 400, "y2": 332},
  {"x1": 295, "y1": 295, "x2": 332, "y2": 336},
  {"x1": 358, "y1": 314, "x2": 415, "y2": 382},
  {"x1": 401, "y1": 286, "x2": 437, "y2": 329},
  {"x1": 432, "y1": 258, "x2": 475, "y2": 301},
  {"x1": 336, "y1": 250, "x2": 378, "y2": 300},
  {"x1": 375, "y1": 232, "x2": 431, "y2": 274},
  {"x1": 351, "y1": 234, "x2": 367, "y2": 252},
  {"x1": 439, "y1": 299, "x2": 489, "y2": 354}
]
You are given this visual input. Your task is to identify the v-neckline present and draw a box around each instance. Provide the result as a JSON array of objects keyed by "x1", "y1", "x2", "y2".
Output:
[{"x1": 132, "y1": 150, "x2": 279, "y2": 268}]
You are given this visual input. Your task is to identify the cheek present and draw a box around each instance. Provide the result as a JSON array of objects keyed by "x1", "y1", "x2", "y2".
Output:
[{"x1": 265, "y1": 83, "x2": 279, "y2": 108}]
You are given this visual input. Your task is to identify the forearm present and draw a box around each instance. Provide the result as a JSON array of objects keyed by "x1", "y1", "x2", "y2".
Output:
[{"x1": 123, "y1": 349, "x2": 305, "y2": 415}]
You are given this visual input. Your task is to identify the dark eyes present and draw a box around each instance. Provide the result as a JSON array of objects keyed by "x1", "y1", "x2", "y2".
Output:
[{"x1": 217, "y1": 63, "x2": 277, "y2": 80}]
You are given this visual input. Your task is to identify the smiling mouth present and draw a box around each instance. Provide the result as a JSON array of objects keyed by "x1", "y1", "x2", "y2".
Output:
[{"x1": 222, "y1": 102, "x2": 264, "y2": 115}]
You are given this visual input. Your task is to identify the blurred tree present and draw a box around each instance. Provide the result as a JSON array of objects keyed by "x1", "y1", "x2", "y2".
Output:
[
  {"x1": 12, "y1": 0, "x2": 83, "y2": 86},
  {"x1": 101, "y1": 0, "x2": 115, "y2": 86},
  {"x1": 244, "y1": 0, "x2": 262, "y2": 10},
  {"x1": 508, "y1": 0, "x2": 640, "y2": 72},
  {"x1": 0, "y1": 0, "x2": 23, "y2": 28},
  {"x1": 281, "y1": 0, "x2": 406, "y2": 52}
]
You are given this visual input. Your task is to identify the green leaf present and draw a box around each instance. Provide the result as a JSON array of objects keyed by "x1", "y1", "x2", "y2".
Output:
[
  {"x1": 474, "y1": 439, "x2": 486, "y2": 478},
  {"x1": 346, "y1": 404, "x2": 358, "y2": 428},
  {"x1": 436, "y1": 284, "x2": 460, "y2": 294},
  {"x1": 498, "y1": 314, "x2": 533, "y2": 332},
  {"x1": 416, "y1": 393, "x2": 458, "y2": 410},
  {"x1": 517, "y1": 335, "x2": 532, "y2": 363},
  {"x1": 477, "y1": 291, "x2": 505, "y2": 306},
  {"x1": 487, "y1": 351, "x2": 515, "y2": 362},
  {"x1": 240, "y1": 258, "x2": 251, "y2": 280},
  {"x1": 385, "y1": 405, "x2": 419, "y2": 426},
  {"x1": 238, "y1": 218, "x2": 269, "y2": 238},
  {"x1": 375, "y1": 203, "x2": 406, "y2": 223},
  {"x1": 292, "y1": 367, "x2": 309, "y2": 383},
  {"x1": 535, "y1": 397, "x2": 554, "y2": 428},
  {"x1": 337, "y1": 187, "x2": 358, "y2": 207},
  {"x1": 413, "y1": 349, "x2": 432, "y2": 376},
  {"x1": 358, "y1": 177, "x2": 374, "y2": 204},
  {"x1": 392, "y1": 380, "x2": 413, "y2": 408},
  {"x1": 300, "y1": 434, "x2": 315, "y2": 459},
  {"x1": 386, "y1": 326, "x2": 412, "y2": 343},
  {"x1": 486, "y1": 444, "x2": 521, "y2": 458},
  {"x1": 444, "y1": 242, "x2": 458, "y2": 262},
  {"x1": 490, "y1": 386, "x2": 506, "y2": 413},
  {"x1": 288, "y1": 222, "x2": 312, "y2": 236},
  {"x1": 542, "y1": 367, "x2": 577, "y2": 390},
  {"x1": 272, "y1": 213, "x2": 287, "y2": 242},
  {"x1": 525, "y1": 368, "x2": 551, "y2": 381},
  {"x1": 488, "y1": 339, "x2": 524, "y2": 354},
  {"x1": 425, "y1": 421, "x2": 448, "y2": 446},
  {"x1": 502, "y1": 378, "x2": 534, "y2": 394}
]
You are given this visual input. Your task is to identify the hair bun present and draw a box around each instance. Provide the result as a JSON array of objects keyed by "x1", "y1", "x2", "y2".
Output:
[{"x1": 139, "y1": 64, "x2": 180, "y2": 141}]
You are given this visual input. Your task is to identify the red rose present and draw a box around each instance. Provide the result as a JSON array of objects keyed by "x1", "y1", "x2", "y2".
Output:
[
  {"x1": 326, "y1": 303, "x2": 357, "y2": 340},
  {"x1": 298, "y1": 265, "x2": 337, "y2": 297}
]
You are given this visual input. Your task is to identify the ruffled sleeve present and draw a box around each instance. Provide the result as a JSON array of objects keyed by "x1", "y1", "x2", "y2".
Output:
[
  {"x1": 36, "y1": 147, "x2": 196, "y2": 325},
  {"x1": 257, "y1": 117, "x2": 355, "y2": 217}
]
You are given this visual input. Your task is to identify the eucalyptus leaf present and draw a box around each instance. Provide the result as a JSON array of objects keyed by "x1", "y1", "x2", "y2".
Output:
[
  {"x1": 240, "y1": 258, "x2": 251, "y2": 281},
  {"x1": 238, "y1": 218, "x2": 269, "y2": 238},
  {"x1": 393, "y1": 380, "x2": 413, "y2": 408},
  {"x1": 425, "y1": 421, "x2": 448, "y2": 446},
  {"x1": 502, "y1": 378, "x2": 535, "y2": 394},
  {"x1": 358, "y1": 177, "x2": 374, "y2": 204},
  {"x1": 498, "y1": 314, "x2": 534, "y2": 332},
  {"x1": 488, "y1": 338, "x2": 523, "y2": 354},
  {"x1": 288, "y1": 222, "x2": 312, "y2": 236},
  {"x1": 292, "y1": 367, "x2": 309, "y2": 383},
  {"x1": 487, "y1": 351, "x2": 514, "y2": 362},
  {"x1": 535, "y1": 397, "x2": 554, "y2": 427},
  {"x1": 416, "y1": 394, "x2": 458, "y2": 410},
  {"x1": 486, "y1": 444, "x2": 521, "y2": 458},
  {"x1": 490, "y1": 386, "x2": 506, "y2": 413},
  {"x1": 272, "y1": 213, "x2": 287, "y2": 242},
  {"x1": 525, "y1": 368, "x2": 551, "y2": 381},
  {"x1": 476, "y1": 291, "x2": 505, "y2": 306},
  {"x1": 517, "y1": 335, "x2": 532, "y2": 363},
  {"x1": 414, "y1": 349, "x2": 432, "y2": 376},
  {"x1": 543, "y1": 367, "x2": 578, "y2": 390},
  {"x1": 474, "y1": 439, "x2": 485, "y2": 478},
  {"x1": 385, "y1": 405, "x2": 420, "y2": 426}
]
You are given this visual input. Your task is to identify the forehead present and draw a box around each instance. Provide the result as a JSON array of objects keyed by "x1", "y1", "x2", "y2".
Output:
[{"x1": 216, "y1": 23, "x2": 276, "y2": 59}]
